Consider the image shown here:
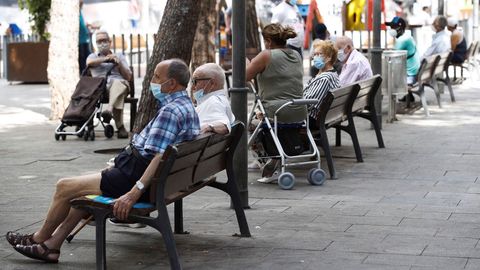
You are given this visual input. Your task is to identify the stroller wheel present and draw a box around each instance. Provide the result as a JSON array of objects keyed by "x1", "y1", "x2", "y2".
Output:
[
  {"x1": 307, "y1": 168, "x2": 326, "y2": 186},
  {"x1": 61, "y1": 134, "x2": 67, "y2": 141},
  {"x1": 90, "y1": 130, "x2": 95, "y2": 141},
  {"x1": 104, "y1": 125, "x2": 114, "y2": 138},
  {"x1": 54, "y1": 134, "x2": 60, "y2": 141},
  {"x1": 83, "y1": 128, "x2": 89, "y2": 141},
  {"x1": 75, "y1": 126, "x2": 84, "y2": 138},
  {"x1": 278, "y1": 172, "x2": 295, "y2": 190}
]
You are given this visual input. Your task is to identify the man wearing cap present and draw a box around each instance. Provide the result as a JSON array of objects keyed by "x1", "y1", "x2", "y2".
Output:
[
  {"x1": 447, "y1": 17, "x2": 467, "y2": 64},
  {"x1": 422, "y1": 15, "x2": 450, "y2": 58},
  {"x1": 387, "y1": 16, "x2": 420, "y2": 86}
]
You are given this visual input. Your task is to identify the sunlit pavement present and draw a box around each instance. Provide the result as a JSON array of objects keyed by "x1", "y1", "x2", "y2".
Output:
[{"x1": 1, "y1": 74, "x2": 480, "y2": 270}]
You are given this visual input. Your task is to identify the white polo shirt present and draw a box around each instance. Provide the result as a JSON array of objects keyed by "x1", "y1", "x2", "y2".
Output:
[{"x1": 196, "y1": 90, "x2": 235, "y2": 132}]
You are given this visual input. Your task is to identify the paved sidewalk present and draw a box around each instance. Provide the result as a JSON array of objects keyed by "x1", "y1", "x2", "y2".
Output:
[{"x1": 1, "y1": 78, "x2": 480, "y2": 270}]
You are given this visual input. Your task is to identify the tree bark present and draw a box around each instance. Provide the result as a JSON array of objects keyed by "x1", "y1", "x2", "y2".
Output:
[
  {"x1": 47, "y1": 0, "x2": 79, "y2": 120},
  {"x1": 246, "y1": 0, "x2": 261, "y2": 52},
  {"x1": 191, "y1": 0, "x2": 216, "y2": 71},
  {"x1": 133, "y1": 0, "x2": 201, "y2": 133}
]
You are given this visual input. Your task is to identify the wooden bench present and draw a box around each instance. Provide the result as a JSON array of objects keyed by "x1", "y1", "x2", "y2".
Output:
[
  {"x1": 408, "y1": 54, "x2": 441, "y2": 117},
  {"x1": 70, "y1": 122, "x2": 251, "y2": 270},
  {"x1": 433, "y1": 52, "x2": 455, "y2": 103},
  {"x1": 450, "y1": 41, "x2": 478, "y2": 82},
  {"x1": 313, "y1": 83, "x2": 361, "y2": 179},
  {"x1": 347, "y1": 75, "x2": 385, "y2": 149}
]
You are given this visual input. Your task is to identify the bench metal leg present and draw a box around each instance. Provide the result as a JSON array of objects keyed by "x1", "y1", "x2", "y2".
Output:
[
  {"x1": 337, "y1": 119, "x2": 363, "y2": 163},
  {"x1": 317, "y1": 128, "x2": 336, "y2": 179},
  {"x1": 152, "y1": 204, "x2": 182, "y2": 270},
  {"x1": 92, "y1": 209, "x2": 111, "y2": 270},
  {"x1": 174, "y1": 200, "x2": 186, "y2": 234},
  {"x1": 209, "y1": 179, "x2": 251, "y2": 237},
  {"x1": 419, "y1": 86, "x2": 430, "y2": 117},
  {"x1": 430, "y1": 81, "x2": 442, "y2": 108},
  {"x1": 446, "y1": 78, "x2": 455, "y2": 102},
  {"x1": 335, "y1": 127, "x2": 341, "y2": 147},
  {"x1": 130, "y1": 100, "x2": 137, "y2": 132}
]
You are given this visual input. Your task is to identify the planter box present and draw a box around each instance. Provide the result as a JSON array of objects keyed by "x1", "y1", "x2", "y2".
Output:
[{"x1": 6, "y1": 42, "x2": 48, "y2": 83}]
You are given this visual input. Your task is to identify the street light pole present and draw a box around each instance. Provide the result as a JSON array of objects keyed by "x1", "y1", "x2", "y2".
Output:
[
  {"x1": 230, "y1": 0, "x2": 249, "y2": 208},
  {"x1": 371, "y1": 0, "x2": 382, "y2": 128}
]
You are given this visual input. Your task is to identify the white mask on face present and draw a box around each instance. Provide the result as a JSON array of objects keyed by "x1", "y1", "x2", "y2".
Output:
[
  {"x1": 388, "y1": 29, "x2": 398, "y2": 38},
  {"x1": 337, "y1": 48, "x2": 347, "y2": 62}
]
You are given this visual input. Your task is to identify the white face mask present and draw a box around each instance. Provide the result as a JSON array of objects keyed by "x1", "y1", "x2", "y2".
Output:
[
  {"x1": 388, "y1": 29, "x2": 398, "y2": 38},
  {"x1": 337, "y1": 48, "x2": 346, "y2": 62}
]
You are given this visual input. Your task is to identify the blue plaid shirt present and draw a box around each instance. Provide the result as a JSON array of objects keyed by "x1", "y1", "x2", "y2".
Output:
[{"x1": 132, "y1": 91, "x2": 200, "y2": 159}]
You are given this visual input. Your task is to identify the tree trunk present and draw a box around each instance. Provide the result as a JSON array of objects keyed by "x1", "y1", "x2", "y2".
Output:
[
  {"x1": 48, "y1": 0, "x2": 79, "y2": 120},
  {"x1": 191, "y1": 0, "x2": 216, "y2": 71},
  {"x1": 133, "y1": 0, "x2": 201, "y2": 133},
  {"x1": 246, "y1": 0, "x2": 261, "y2": 52}
]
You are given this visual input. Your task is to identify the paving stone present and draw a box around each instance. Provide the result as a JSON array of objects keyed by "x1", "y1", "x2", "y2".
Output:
[{"x1": 363, "y1": 254, "x2": 467, "y2": 268}]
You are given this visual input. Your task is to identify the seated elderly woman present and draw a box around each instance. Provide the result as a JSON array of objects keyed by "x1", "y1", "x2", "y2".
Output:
[
  {"x1": 246, "y1": 23, "x2": 307, "y2": 181},
  {"x1": 303, "y1": 40, "x2": 341, "y2": 130}
]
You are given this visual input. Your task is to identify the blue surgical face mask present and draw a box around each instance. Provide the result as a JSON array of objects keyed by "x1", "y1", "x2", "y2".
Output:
[
  {"x1": 150, "y1": 82, "x2": 169, "y2": 104},
  {"x1": 193, "y1": 89, "x2": 205, "y2": 103},
  {"x1": 313, "y1": 56, "x2": 325, "y2": 70}
]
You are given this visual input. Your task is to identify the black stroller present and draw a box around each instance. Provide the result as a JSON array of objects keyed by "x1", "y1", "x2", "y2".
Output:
[{"x1": 54, "y1": 65, "x2": 116, "y2": 141}]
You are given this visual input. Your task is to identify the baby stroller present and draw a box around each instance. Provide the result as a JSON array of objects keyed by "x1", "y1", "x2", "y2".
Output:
[
  {"x1": 247, "y1": 82, "x2": 326, "y2": 190},
  {"x1": 54, "y1": 65, "x2": 116, "y2": 141}
]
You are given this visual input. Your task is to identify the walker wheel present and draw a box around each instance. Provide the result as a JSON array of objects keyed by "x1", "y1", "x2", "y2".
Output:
[
  {"x1": 61, "y1": 134, "x2": 67, "y2": 141},
  {"x1": 54, "y1": 134, "x2": 60, "y2": 141},
  {"x1": 104, "y1": 125, "x2": 114, "y2": 138},
  {"x1": 278, "y1": 172, "x2": 295, "y2": 190},
  {"x1": 307, "y1": 168, "x2": 326, "y2": 186}
]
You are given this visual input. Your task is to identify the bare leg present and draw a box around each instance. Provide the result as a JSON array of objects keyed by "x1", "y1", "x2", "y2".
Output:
[
  {"x1": 33, "y1": 173, "x2": 102, "y2": 243},
  {"x1": 26, "y1": 207, "x2": 87, "y2": 261}
]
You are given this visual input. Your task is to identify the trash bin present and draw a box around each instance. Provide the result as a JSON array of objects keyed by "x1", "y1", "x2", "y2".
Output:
[{"x1": 382, "y1": 50, "x2": 407, "y2": 123}]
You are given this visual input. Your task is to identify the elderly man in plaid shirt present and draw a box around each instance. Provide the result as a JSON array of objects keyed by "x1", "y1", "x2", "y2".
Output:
[{"x1": 7, "y1": 59, "x2": 200, "y2": 263}]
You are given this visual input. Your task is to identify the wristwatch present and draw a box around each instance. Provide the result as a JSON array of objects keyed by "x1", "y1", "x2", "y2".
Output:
[{"x1": 135, "y1": 180, "x2": 145, "y2": 192}]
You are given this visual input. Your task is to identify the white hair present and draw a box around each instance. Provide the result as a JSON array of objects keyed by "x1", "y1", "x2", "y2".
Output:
[{"x1": 194, "y1": 63, "x2": 226, "y2": 90}]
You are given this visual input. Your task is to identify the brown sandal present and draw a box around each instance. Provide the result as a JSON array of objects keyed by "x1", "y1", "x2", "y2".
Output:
[
  {"x1": 14, "y1": 242, "x2": 60, "y2": 263},
  {"x1": 6, "y1": 232, "x2": 37, "y2": 247}
]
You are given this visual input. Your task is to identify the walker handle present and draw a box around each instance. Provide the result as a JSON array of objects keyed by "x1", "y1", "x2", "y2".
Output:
[{"x1": 290, "y1": 99, "x2": 318, "y2": 106}]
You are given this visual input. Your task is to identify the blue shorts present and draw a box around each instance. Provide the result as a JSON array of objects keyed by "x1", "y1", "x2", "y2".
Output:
[{"x1": 100, "y1": 149, "x2": 151, "y2": 202}]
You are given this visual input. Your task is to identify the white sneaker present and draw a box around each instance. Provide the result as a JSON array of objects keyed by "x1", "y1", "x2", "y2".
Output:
[
  {"x1": 256, "y1": 171, "x2": 279, "y2": 184},
  {"x1": 108, "y1": 218, "x2": 146, "y2": 228}
]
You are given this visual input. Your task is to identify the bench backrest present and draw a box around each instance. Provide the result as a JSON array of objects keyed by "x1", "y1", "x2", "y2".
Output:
[
  {"x1": 149, "y1": 122, "x2": 244, "y2": 204},
  {"x1": 433, "y1": 52, "x2": 451, "y2": 77},
  {"x1": 351, "y1": 75, "x2": 382, "y2": 114},
  {"x1": 316, "y1": 84, "x2": 360, "y2": 127},
  {"x1": 417, "y1": 55, "x2": 440, "y2": 83}
]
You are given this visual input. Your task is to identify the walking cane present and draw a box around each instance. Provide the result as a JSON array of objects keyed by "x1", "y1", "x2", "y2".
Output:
[{"x1": 66, "y1": 215, "x2": 94, "y2": 243}]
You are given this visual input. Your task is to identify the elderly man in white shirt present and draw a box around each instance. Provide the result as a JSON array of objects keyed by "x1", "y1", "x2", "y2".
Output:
[
  {"x1": 191, "y1": 63, "x2": 235, "y2": 135},
  {"x1": 422, "y1": 15, "x2": 451, "y2": 58},
  {"x1": 335, "y1": 36, "x2": 373, "y2": 86}
]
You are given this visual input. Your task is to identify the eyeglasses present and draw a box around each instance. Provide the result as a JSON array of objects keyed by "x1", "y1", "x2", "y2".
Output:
[
  {"x1": 96, "y1": 38, "x2": 109, "y2": 44},
  {"x1": 191, "y1": 77, "x2": 211, "y2": 86}
]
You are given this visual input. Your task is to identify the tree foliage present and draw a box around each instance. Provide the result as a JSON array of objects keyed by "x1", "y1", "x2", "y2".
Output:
[{"x1": 18, "y1": 0, "x2": 52, "y2": 40}]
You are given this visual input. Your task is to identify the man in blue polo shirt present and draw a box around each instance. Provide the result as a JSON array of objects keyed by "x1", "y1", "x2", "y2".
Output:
[{"x1": 6, "y1": 59, "x2": 200, "y2": 264}]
